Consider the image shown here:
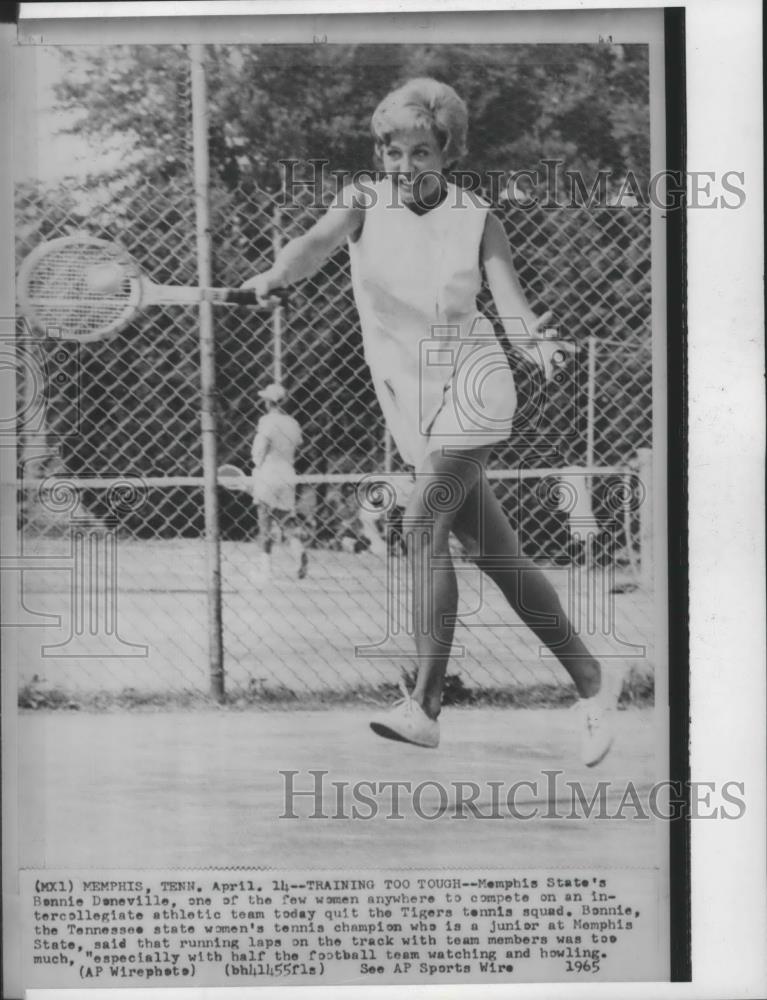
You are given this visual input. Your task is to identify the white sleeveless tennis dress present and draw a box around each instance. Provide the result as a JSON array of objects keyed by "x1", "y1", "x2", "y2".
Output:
[
  {"x1": 348, "y1": 177, "x2": 517, "y2": 469},
  {"x1": 251, "y1": 410, "x2": 302, "y2": 512}
]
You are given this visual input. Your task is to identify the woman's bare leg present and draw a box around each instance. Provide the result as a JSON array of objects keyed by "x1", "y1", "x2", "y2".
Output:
[
  {"x1": 259, "y1": 504, "x2": 274, "y2": 555},
  {"x1": 404, "y1": 448, "x2": 489, "y2": 720},
  {"x1": 452, "y1": 476, "x2": 601, "y2": 697},
  {"x1": 372, "y1": 456, "x2": 612, "y2": 762}
]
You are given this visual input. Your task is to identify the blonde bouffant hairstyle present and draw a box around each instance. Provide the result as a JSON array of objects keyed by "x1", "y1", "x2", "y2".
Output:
[{"x1": 370, "y1": 78, "x2": 469, "y2": 166}]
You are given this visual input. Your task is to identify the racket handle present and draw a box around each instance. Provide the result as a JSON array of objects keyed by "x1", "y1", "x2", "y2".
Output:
[{"x1": 222, "y1": 287, "x2": 289, "y2": 308}]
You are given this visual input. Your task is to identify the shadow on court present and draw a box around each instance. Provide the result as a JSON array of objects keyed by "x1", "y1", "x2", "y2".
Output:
[{"x1": 19, "y1": 706, "x2": 658, "y2": 870}]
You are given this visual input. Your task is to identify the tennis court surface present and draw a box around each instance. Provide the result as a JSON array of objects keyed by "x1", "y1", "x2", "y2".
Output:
[
  {"x1": 15, "y1": 539, "x2": 655, "y2": 700},
  {"x1": 15, "y1": 533, "x2": 658, "y2": 871},
  {"x1": 19, "y1": 705, "x2": 657, "y2": 871}
]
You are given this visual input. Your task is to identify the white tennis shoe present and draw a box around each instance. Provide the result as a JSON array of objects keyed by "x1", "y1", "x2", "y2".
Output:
[
  {"x1": 288, "y1": 538, "x2": 308, "y2": 579},
  {"x1": 575, "y1": 668, "x2": 624, "y2": 767},
  {"x1": 370, "y1": 681, "x2": 440, "y2": 748}
]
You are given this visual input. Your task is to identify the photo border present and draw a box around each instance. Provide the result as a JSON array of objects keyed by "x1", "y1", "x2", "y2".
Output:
[
  {"x1": 663, "y1": 6, "x2": 690, "y2": 982},
  {"x1": 3, "y1": 1, "x2": 765, "y2": 998}
]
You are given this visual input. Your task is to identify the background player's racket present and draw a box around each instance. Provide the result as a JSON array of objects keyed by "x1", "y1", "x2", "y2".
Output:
[
  {"x1": 216, "y1": 464, "x2": 251, "y2": 492},
  {"x1": 17, "y1": 235, "x2": 286, "y2": 344}
]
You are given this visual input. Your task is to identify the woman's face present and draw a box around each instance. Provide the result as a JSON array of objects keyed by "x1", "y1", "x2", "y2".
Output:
[{"x1": 379, "y1": 127, "x2": 447, "y2": 204}]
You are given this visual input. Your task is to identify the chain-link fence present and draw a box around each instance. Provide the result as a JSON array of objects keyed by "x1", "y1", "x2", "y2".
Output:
[{"x1": 14, "y1": 45, "x2": 655, "y2": 708}]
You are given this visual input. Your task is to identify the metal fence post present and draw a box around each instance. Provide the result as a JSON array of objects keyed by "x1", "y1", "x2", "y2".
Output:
[
  {"x1": 190, "y1": 44, "x2": 225, "y2": 701},
  {"x1": 583, "y1": 335, "x2": 598, "y2": 565},
  {"x1": 636, "y1": 446, "x2": 654, "y2": 589},
  {"x1": 585, "y1": 334, "x2": 597, "y2": 468},
  {"x1": 271, "y1": 201, "x2": 284, "y2": 384}
]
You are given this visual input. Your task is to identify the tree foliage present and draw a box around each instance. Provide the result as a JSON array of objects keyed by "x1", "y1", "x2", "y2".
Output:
[{"x1": 53, "y1": 42, "x2": 650, "y2": 191}]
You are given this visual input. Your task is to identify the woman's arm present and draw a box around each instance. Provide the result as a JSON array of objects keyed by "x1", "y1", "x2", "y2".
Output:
[
  {"x1": 242, "y1": 187, "x2": 365, "y2": 300},
  {"x1": 481, "y1": 212, "x2": 550, "y2": 339},
  {"x1": 251, "y1": 425, "x2": 269, "y2": 467},
  {"x1": 481, "y1": 213, "x2": 572, "y2": 378}
]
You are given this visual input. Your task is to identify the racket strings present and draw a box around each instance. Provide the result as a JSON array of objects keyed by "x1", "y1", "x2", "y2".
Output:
[{"x1": 22, "y1": 244, "x2": 135, "y2": 338}]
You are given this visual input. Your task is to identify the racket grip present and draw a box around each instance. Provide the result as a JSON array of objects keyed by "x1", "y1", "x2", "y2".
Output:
[{"x1": 224, "y1": 287, "x2": 289, "y2": 308}]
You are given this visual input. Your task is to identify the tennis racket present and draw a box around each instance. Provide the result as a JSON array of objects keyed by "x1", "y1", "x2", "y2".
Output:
[
  {"x1": 17, "y1": 234, "x2": 287, "y2": 344},
  {"x1": 217, "y1": 464, "x2": 252, "y2": 492}
]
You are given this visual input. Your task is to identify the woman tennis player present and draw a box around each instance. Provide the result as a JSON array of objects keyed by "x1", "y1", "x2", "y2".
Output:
[
  {"x1": 251, "y1": 383, "x2": 308, "y2": 582},
  {"x1": 243, "y1": 78, "x2": 619, "y2": 766}
]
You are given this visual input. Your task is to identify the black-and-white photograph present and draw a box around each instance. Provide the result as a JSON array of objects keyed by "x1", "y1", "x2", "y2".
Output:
[{"x1": 1, "y1": 2, "x2": 761, "y2": 996}]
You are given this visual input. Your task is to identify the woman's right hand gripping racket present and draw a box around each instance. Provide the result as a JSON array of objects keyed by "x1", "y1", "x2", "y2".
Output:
[{"x1": 17, "y1": 234, "x2": 287, "y2": 344}]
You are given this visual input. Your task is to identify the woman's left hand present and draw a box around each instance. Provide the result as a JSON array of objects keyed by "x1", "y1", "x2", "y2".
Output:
[
  {"x1": 512, "y1": 312, "x2": 578, "y2": 382},
  {"x1": 532, "y1": 338, "x2": 577, "y2": 382}
]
